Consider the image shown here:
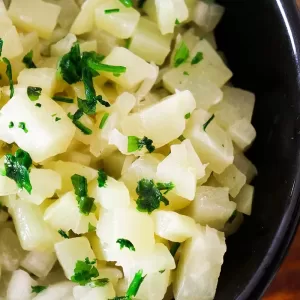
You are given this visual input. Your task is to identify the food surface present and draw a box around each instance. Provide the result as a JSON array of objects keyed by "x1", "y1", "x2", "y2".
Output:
[{"x1": 0, "y1": 0, "x2": 257, "y2": 299}]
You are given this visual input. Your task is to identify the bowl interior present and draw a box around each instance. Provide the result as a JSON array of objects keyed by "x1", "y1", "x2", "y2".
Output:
[{"x1": 215, "y1": 0, "x2": 300, "y2": 299}]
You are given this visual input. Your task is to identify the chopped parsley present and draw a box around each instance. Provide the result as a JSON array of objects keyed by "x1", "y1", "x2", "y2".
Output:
[
  {"x1": 128, "y1": 136, "x2": 155, "y2": 153},
  {"x1": 31, "y1": 285, "x2": 47, "y2": 294},
  {"x1": 203, "y1": 114, "x2": 215, "y2": 132},
  {"x1": 104, "y1": 8, "x2": 120, "y2": 13},
  {"x1": 2, "y1": 57, "x2": 14, "y2": 98},
  {"x1": 136, "y1": 179, "x2": 170, "y2": 214},
  {"x1": 99, "y1": 112, "x2": 109, "y2": 129},
  {"x1": 58, "y1": 229, "x2": 69, "y2": 239},
  {"x1": 191, "y1": 52, "x2": 204, "y2": 65},
  {"x1": 52, "y1": 95, "x2": 74, "y2": 103},
  {"x1": 68, "y1": 111, "x2": 93, "y2": 135},
  {"x1": 35, "y1": 103, "x2": 42, "y2": 108},
  {"x1": 0, "y1": 38, "x2": 3, "y2": 56},
  {"x1": 228, "y1": 209, "x2": 237, "y2": 224},
  {"x1": 183, "y1": 71, "x2": 189, "y2": 76},
  {"x1": 178, "y1": 135, "x2": 186, "y2": 142},
  {"x1": 125, "y1": 39, "x2": 131, "y2": 49},
  {"x1": 71, "y1": 174, "x2": 96, "y2": 215},
  {"x1": 22, "y1": 50, "x2": 36, "y2": 69},
  {"x1": 185, "y1": 113, "x2": 191, "y2": 119},
  {"x1": 88, "y1": 222, "x2": 96, "y2": 232},
  {"x1": 170, "y1": 242, "x2": 180, "y2": 257},
  {"x1": 55, "y1": 117, "x2": 61, "y2": 122},
  {"x1": 174, "y1": 41, "x2": 189, "y2": 68},
  {"x1": 71, "y1": 257, "x2": 99, "y2": 286},
  {"x1": 119, "y1": 0, "x2": 133, "y2": 7},
  {"x1": 175, "y1": 18, "x2": 180, "y2": 25},
  {"x1": 88, "y1": 278, "x2": 109, "y2": 288},
  {"x1": 87, "y1": 59, "x2": 126, "y2": 76},
  {"x1": 4, "y1": 149, "x2": 32, "y2": 194},
  {"x1": 27, "y1": 86, "x2": 42, "y2": 101},
  {"x1": 156, "y1": 182, "x2": 175, "y2": 194},
  {"x1": 8, "y1": 121, "x2": 14, "y2": 128},
  {"x1": 138, "y1": 0, "x2": 146, "y2": 8},
  {"x1": 126, "y1": 270, "x2": 146, "y2": 298},
  {"x1": 97, "y1": 169, "x2": 107, "y2": 188},
  {"x1": 18, "y1": 122, "x2": 28, "y2": 133},
  {"x1": 116, "y1": 239, "x2": 136, "y2": 251}
]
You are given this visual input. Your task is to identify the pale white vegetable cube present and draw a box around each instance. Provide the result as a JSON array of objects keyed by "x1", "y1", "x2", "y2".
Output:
[
  {"x1": 122, "y1": 90, "x2": 196, "y2": 148},
  {"x1": 234, "y1": 184, "x2": 254, "y2": 216},
  {"x1": 223, "y1": 211, "x2": 244, "y2": 237},
  {"x1": 213, "y1": 164, "x2": 247, "y2": 198},
  {"x1": 97, "y1": 266, "x2": 123, "y2": 288},
  {"x1": 44, "y1": 161, "x2": 97, "y2": 196},
  {"x1": 55, "y1": 237, "x2": 96, "y2": 279},
  {"x1": 6, "y1": 269, "x2": 36, "y2": 300},
  {"x1": 193, "y1": 1, "x2": 225, "y2": 32},
  {"x1": 102, "y1": 151, "x2": 127, "y2": 179},
  {"x1": 58, "y1": 151, "x2": 92, "y2": 167},
  {"x1": 8, "y1": 0, "x2": 61, "y2": 39},
  {"x1": 0, "y1": 20, "x2": 23, "y2": 59},
  {"x1": 152, "y1": 211, "x2": 196, "y2": 242},
  {"x1": 32, "y1": 282, "x2": 76, "y2": 300},
  {"x1": 197, "y1": 167, "x2": 212, "y2": 186},
  {"x1": 229, "y1": 118, "x2": 256, "y2": 150},
  {"x1": 18, "y1": 168, "x2": 61, "y2": 205},
  {"x1": 0, "y1": 228, "x2": 25, "y2": 272},
  {"x1": 96, "y1": 208, "x2": 155, "y2": 261},
  {"x1": 119, "y1": 243, "x2": 175, "y2": 277},
  {"x1": 44, "y1": 191, "x2": 97, "y2": 235},
  {"x1": 0, "y1": 210, "x2": 9, "y2": 224},
  {"x1": 95, "y1": 0, "x2": 140, "y2": 39},
  {"x1": 50, "y1": 33, "x2": 77, "y2": 57},
  {"x1": 21, "y1": 250, "x2": 57, "y2": 278},
  {"x1": 184, "y1": 109, "x2": 234, "y2": 173},
  {"x1": 0, "y1": 88, "x2": 76, "y2": 162},
  {"x1": 71, "y1": 0, "x2": 105, "y2": 35},
  {"x1": 73, "y1": 283, "x2": 115, "y2": 300},
  {"x1": 17, "y1": 68, "x2": 63, "y2": 97},
  {"x1": 173, "y1": 225, "x2": 226, "y2": 300},
  {"x1": 181, "y1": 186, "x2": 236, "y2": 230},
  {"x1": 129, "y1": 17, "x2": 172, "y2": 65},
  {"x1": 172, "y1": 0, "x2": 189, "y2": 23},
  {"x1": 157, "y1": 139, "x2": 206, "y2": 200},
  {"x1": 185, "y1": 0, "x2": 197, "y2": 22},
  {"x1": 234, "y1": 152, "x2": 257, "y2": 183},
  {"x1": 9, "y1": 198, "x2": 61, "y2": 251},
  {"x1": 100, "y1": 47, "x2": 154, "y2": 90},
  {"x1": 79, "y1": 40, "x2": 97, "y2": 52},
  {"x1": 90, "y1": 176, "x2": 130, "y2": 210}
]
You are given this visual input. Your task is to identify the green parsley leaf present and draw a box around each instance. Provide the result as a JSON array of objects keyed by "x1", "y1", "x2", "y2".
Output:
[
  {"x1": 27, "y1": 86, "x2": 42, "y2": 101},
  {"x1": 52, "y1": 96, "x2": 74, "y2": 103},
  {"x1": 119, "y1": 0, "x2": 133, "y2": 7},
  {"x1": 159, "y1": 269, "x2": 165, "y2": 274},
  {"x1": 18, "y1": 122, "x2": 28, "y2": 133},
  {"x1": 55, "y1": 117, "x2": 61, "y2": 122},
  {"x1": 68, "y1": 112, "x2": 93, "y2": 135},
  {"x1": 71, "y1": 174, "x2": 96, "y2": 216},
  {"x1": 4, "y1": 149, "x2": 32, "y2": 194},
  {"x1": 71, "y1": 257, "x2": 99, "y2": 286},
  {"x1": 170, "y1": 242, "x2": 180, "y2": 257},
  {"x1": 87, "y1": 58, "x2": 126, "y2": 76},
  {"x1": 35, "y1": 103, "x2": 42, "y2": 108},
  {"x1": 191, "y1": 52, "x2": 204, "y2": 65},
  {"x1": 136, "y1": 179, "x2": 169, "y2": 214},
  {"x1": 22, "y1": 50, "x2": 37, "y2": 69},
  {"x1": 0, "y1": 38, "x2": 3, "y2": 57},
  {"x1": 174, "y1": 41, "x2": 189, "y2": 68},
  {"x1": 178, "y1": 135, "x2": 186, "y2": 142},
  {"x1": 58, "y1": 229, "x2": 69, "y2": 239},
  {"x1": 88, "y1": 222, "x2": 96, "y2": 232},
  {"x1": 128, "y1": 136, "x2": 155, "y2": 153},
  {"x1": 8, "y1": 121, "x2": 14, "y2": 128},
  {"x1": 88, "y1": 278, "x2": 109, "y2": 288},
  {"x1": 183, "y1": 71, "x2": 189, "y2": 76},
  {"x1": 126, "y1": 270, "x2": 146, "y2": 298},
  {"x1": 97, "y1": 169, "x2": 107, "y2": 188},
  {"x1": 104, "y1": 8, "x2": 120, "y2": 13},
  {"x1": 116, "y1": 239, "x2": 136, "y2": 251},
  {"x1": 156, "y1": 182, "x2": 175, "y2": 194},
  {"x1": 125, "y1": 39, "x2": 131, "y2": 49},
  {"x1": 203, "y1": 114, "x2": 215, "y2": 132},
  {"x1": 228, "y1": 209, "x2": 237, "y2": 224},
  {"x1": 175, "y1": 18, "x2": 180, "y2": 25},
  {"x1": 99, "y1": 112, "x2": 109, "y2": 129},
  {"x1": 2, "y1": 57, "x2": 14, "y2": 98},
  {"x1": 185, "y1": 113, "x2": 191, "y2": 119},
  {"x1": 31, "y1": 285, "x2": 47, "y2": 294}
]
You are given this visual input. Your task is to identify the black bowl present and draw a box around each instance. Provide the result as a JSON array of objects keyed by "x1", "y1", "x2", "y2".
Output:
[{"x1": 214, "y1": 0, "x2": 300, "y2": 299}]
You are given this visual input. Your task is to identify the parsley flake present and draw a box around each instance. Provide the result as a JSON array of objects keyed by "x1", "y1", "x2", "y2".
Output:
[
  {"x1": 71, "y1": 258, "x2": 99, "y2": 286},
  {"x1": 136, "y1": 179, "x2": 170, "y2": 214},
  {"x1": 22, "y1": 50, "x2": 37, "y2": 69},
  {"x1": 128, "y1": 136, "x2": 155, "y2": 153},
  {"x1": 4, "y1": 149, "x2": 32, "y2": 194},
  {"x1": 156, "y1": 182, "x2": 175, "y2": 194},
  {"x1": 52, "y1": 95, "x2": 74, "y2": 103},
  {"x1": 97, "y1": 169, "x2": 107, "y2": 188},
  {"x1": 138, "y1": 0, "x2": 146, "y2": 8},
  {"x1": 183, "y1": 71, "x2": 189, "y2": 76},
  {"x1": 55, "y1": 117, "x2": 61, "y2": 122},
  {"x1": 88, "y1": 222, "x2": 96, "y2": 232},
  {"x1": 0, "y1": 38, "x2": 3, "y2": 56},
  {"x1": 178, "y1": 135, "x2": 186, "y2": 142},
  {"x1": 58, "y1": 229, "x2": 69, "y2": 239},
  {"x1": 175, "y1": 18, "x2": 180, "y2": 25},
  {"x1": 68, "y1": 111, "x2": 93, "y2": 135},
  {"x1": 119, "y1": 0, "x2": 133, "y2": 7},
  {"x1": 8, "y1": 121, "x2": 14, "y2": 128},
  {"x1": 191, "y1": 52, "x2": 204, "y2": 65},
  {"x1": 88, "y1": 278, "x2": 109, "y2": 288},
  {"x1": 185, "y1": 113, "x2": 191, "y2": 119},
  {"x1": 2, "y1": 57, "x2": 14, "y2": 98},
  {"x1": 35, "y1": 103, "x2": 42, "y2": 108},
  {"x1": 99, "y1": 112, "x2": 109, "y2": 129},
  {"x1": 203, "y1": 114, "x2": 215, "y2": 131},
  {"x1": 126, "y1": 270, "x2": 146, "y2": 298},
  {"x1": 116, "y1": 239, "x2": 136, "y2": 251},
  {"x1": 31, "y1": 285, "x2": 47, "y2": 294},
  {"x1": 105, "y1": 8, "x2": 120, "y2": 13},
  {"x1": 18, "y1": 122, "x2": 28, "y2": 133},
  {"x1": 174, "y1": 41, "x2": 189, "y2": 68},
  {"x1": 170, "y1": 242, "x2": 180, "y2": 257},
  {"x1": 27, "y1": 86, "x2": 42, "y2": 101}
]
